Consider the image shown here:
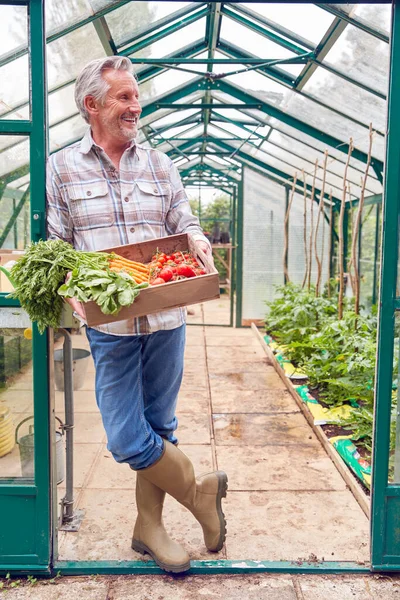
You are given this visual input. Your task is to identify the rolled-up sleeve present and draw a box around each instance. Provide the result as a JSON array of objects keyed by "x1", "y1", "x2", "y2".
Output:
[
  {"x1": 165, "y1": 161, "x2": 211, "y2": 248},
  {"x1": 46, "y1": 156, "x2": 73, "y2": 244}
]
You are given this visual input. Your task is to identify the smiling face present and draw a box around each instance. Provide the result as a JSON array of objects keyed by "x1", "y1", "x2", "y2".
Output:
[{"x1": 87, "y1": 69, "x2": 142, "y2": 145}]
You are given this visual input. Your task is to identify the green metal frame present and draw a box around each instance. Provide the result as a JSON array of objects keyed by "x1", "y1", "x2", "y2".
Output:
[
  {"x1": 371, "y1": 0, "x2": 400, "y2": 571},
  {"x1": 0, "y1": 0, "x2": 51, "y2": 573},
  {"x1": 0, "y1": 0, "x2": 397, "y2": 578}
]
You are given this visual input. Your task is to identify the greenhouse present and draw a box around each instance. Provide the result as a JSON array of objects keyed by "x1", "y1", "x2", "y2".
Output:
[{"x1": 0, "y1": 0, "x2": 399, "y2": 578}]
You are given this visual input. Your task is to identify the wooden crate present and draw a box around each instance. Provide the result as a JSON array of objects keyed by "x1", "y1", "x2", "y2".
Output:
[{"x1": 84, "y1": 233, "x2": 220, "y2": 326}]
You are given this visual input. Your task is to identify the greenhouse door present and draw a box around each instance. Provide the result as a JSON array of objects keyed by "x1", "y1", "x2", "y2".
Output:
[
  {"x1": 0, "y1": 0, "x2": 51, "y2": 572},
  {"x1": 371, "y1": 0, "x2": 400, "y2": 572}
]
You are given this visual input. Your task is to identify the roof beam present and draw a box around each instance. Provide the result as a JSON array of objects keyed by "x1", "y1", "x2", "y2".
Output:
[
  {"x1": 117, "y1": 3, "x2": 206, "y2": 49},
  {"x1": 119, "y1": 6, "x2": 209, "y2": 57},
  {"x1": 316, "y1": 4, "x2": 389, "y2": 43},
  {"x1": 217, "y1": 42, "x2": 384, "y2": 134},
  {"x1": 294, "y1": 9, "x2": 353, "y2": 91},
  {"x1": 201, "y1": 2, "x2": 223, "y2": 166},
  {"x1": 220, "y1": 4, "x2": 310, "y2": 56},
  {"x1": 93, "y1": 16, "x2": 117, "y2": 56},
  {"x1": 212, "y1": 78, "x2": 383, "y2": 169},
  {"x1": 0, "y1": 0, "x2": 132, "y2": 68}
]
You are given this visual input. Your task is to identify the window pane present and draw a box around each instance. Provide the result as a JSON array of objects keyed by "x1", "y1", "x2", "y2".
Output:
[
  {"x1": 127, "y1": 16, "x2": 207, "y2": 61},
  {"x1": 0, "y1": 4, "x2": 27, "y2": 55},
  {"x1": 323, "y1": 24, "x2": 390, "y2": 96},
  {"x1": 0, "y1": 55, "x2": 29, "y2": 120},
  {"x1": 239, "y1": 3, "x2": 334, "y2": 45},
  {"x1": 46, "y1": 24, "x2": 106, "y2": 89},
  {"x1": 0, "y1": 331, "x2": 33, "y2": 480}
]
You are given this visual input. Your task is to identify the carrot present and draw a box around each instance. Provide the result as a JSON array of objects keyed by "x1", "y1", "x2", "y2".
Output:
[
  {"x1": 111, "y1": 254, "x2": 149, "y2": 270},
  {"x1": 109, "y1": 265, "x2": 148, "y2": 282},
  {"x1": 109, "y1": 258, "x2": 149, "y2": 274}
]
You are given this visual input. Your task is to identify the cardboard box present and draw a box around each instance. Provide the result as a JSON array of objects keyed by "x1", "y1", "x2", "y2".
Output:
[{"x1": 84, "y1": 233, "x2": 220, "y2": 327}]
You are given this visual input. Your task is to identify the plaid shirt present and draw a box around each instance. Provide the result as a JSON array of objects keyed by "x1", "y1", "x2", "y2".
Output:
[{"x1": 46, "y1": 128, "x2": 209, "y2": 335}]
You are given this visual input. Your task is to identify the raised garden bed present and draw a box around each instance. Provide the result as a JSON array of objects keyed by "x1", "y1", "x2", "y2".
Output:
[{"x1": 252, "y1": 324, "x2": 370, "y2": 518}]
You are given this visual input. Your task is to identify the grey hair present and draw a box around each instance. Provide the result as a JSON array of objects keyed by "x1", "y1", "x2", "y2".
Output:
[{"x1": 75, "y1": 56, "x2": 135, "y2": 123}]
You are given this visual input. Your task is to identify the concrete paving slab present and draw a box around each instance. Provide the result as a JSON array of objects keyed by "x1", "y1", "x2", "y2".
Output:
[
  {"x1": 181, "y1": 370, "x2": 208, "y2": 389},
  {"x1": 225, "y1": 491, "x2": 369, "y2": 562},
  {"x1": 0, "y1": 580, "x2": 109, "y2": 600},
  {"x1": 296, "y1": 575, "x2": 371, "y2": 599},
  {"x1": 364, "y1": 575, "x2": 400, "y2": 598},
  {"x1": 175, "y1": 413, "x2": 211, "y2": 444},
  {"x1": 55, "y1": 390, "x2": 98, "y2": 414},
  {"x1": 58, "y1": 488, "x2": 224, "y2": 561},
  {"x1": 0, "y1": 389, "x2": 33, "y2": 414},
  {"x1": 177, "y1": 389, "x2": 209, "y2": 413},
  {"x1": 216, "y1": 445, "x2": 347, "y2": 491},
  {"x1": 58, "y1": 443, "x2": 102, "y2": 489},
  {"x1": 209, "y1": 370, "x2": 285, "y2": 392},
  {"x1": 85, "y1": 444, "x2": 213, "y2": 490},
  {"x1": 206, "y1": 344, "x2": 267, "y2": 362},
  {"x1": 211, "y1": 389, "x2": 299, "y2": 413},
  {"x1": 110, "y1": 573, "x2": 297, "y2": 599},
  {"x1": 208, "y1": 358, "x2": 272, "y2": 374},
  {"x1": 213, "y1": 413, "x2": 318, "y2": 446},
  {"x1": 185, "y1": 344, "x2": 207, "y2": 359},
  {"x1": 72, "y1": 413, "x2": 105, "y2": 444}
]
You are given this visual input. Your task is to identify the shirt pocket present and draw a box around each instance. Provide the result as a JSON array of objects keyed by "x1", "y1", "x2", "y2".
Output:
[
  {"x1": 66, "y1": 181, "x2": 114, "y2": 230},
  {"x1": 136, "y1": 181, "x2": 171, "y2": 223}
]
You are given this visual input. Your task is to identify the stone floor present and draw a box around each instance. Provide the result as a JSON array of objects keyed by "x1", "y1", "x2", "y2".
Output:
[
  {"x1": 1, "y1": 573, "x2": 400, "y2": 599},
  {"x1": 0, "y1": 296, "x2": 370, "y2": 568}
]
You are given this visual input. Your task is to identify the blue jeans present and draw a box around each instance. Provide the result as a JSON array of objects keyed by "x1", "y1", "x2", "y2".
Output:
[{"x1": 85, "y1": 324, "x2": 186, "y2": 470}]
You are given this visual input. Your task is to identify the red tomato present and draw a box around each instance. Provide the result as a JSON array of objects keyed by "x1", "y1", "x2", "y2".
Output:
[
  {"x1": 165, "y1": 255, "x2": 172, "y2": 261},
  {"x1": 158, "y1": 256, "x2": 167, "y2": 265},
  {"x1": 159, "y1": 267, "x2": 173, "y2": 282},
  {"x1": 152, "y1": 277, "x2": 165, "y2": 285},
  {"x1": 156, "y1": 261, "x2": 163, "y2": 269},
  {"x1": 198, "y1": 269, "x2": 206, "y2": 275},
  {"x1": 176, "y1": 264, "x2": 196, "y2": 278}
]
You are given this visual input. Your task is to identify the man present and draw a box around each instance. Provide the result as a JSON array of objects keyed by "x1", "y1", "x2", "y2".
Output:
[{"x1": 47, "y1": 56, "x2": 227, "y2": 573}]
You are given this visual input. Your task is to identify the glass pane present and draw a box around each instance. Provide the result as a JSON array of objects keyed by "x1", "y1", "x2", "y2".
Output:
[
  {"x1": 0, "y1": 4, "x2": 27, "y2": 56},
  {"x1": 140, "y1": 71, "x2": 199, "y2": 103},
  {"x1": 0, "y1": 330, "x2": 33, "y2": 480},
  {"x1": 239, "y1": 3, "x2": 334, "y2": 45},
  {"x1": 127, "y1": 16, "x2": 207, "y2": 60},
  {"x1": 0, "y1": 136, "x2": 30, "y2": 251},
  {"x1": 220, "y1": 16, "x2": 297, "y2": 60},
  {"x1": 106, "y1": 1, "x2": 190, "y2": 48},
  {"x1": 359, "y1": 204, "x2": 379, "y2": 310},
  {"x1": 0, "y1": 132, "x2": 32, "y2": 480},
  {"x1": 0, "y1": 135, "x2": 29, "y2": 179},
  {"x1": 49, "y1": 115, "x2": 87, "y2": 153},
  {"x1": 46, "y1": 0, "x2": 93, "y2": 34},
  {"x1": 391, "y1": 313, "x2": 400, "y2": 483},
  {"x1": 323, "y1": 24, "x2": 390, "y2": 96},
  {"x1": 0, "y1": 55, "x2": 29, "y2": 119},
  {"x1": 48, "y1": 84, "x2": 77, "y2": 127},
  {"x1": 46, "y1": 24, "x2": 106, "y2": 90},
  {"x1": 353, "y1": 4, "x2": 392, "y2": 36},
  {"x1": 303, "y1": 68, "x2": 387, "y2": 133}
]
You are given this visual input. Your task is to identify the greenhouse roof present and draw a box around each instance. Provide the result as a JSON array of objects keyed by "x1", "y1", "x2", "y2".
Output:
[{"x1": 0, "y1": 1, "x2": 392, "y2": 205}]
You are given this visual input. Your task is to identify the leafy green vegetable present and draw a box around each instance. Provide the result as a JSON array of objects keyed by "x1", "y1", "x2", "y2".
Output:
[{"x1": 9, "y1": 239, "x2": 148, "y2": 333}]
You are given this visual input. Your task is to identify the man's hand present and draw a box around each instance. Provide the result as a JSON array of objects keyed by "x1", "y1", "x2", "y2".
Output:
[
  {"x1": 196, "y1": 240, "x2": 212, "y2": 257},
  {"x1": 64, "y1": 272, "x2": 86, "y2": 321}
]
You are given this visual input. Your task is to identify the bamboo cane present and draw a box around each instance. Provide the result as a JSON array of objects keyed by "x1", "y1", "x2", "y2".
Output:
[
  {"x1": 301, "y1": 170, "x2": 308, "y2": 289},
  {"x1": 307, "y1": 160, "x2": 318, "y2": 291},
  {"x1": 315, "y1": 151, "x2": 328, "y2": 296},
  {"x1": 283, "y1": 173, "x2": 298, "y2": 284},
  {"x1": 338, "y1": 139, "x2": 354, "y2": 320},
  {"x1": 351, "y1": 123, "x2": 374, "y2": 316}
]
